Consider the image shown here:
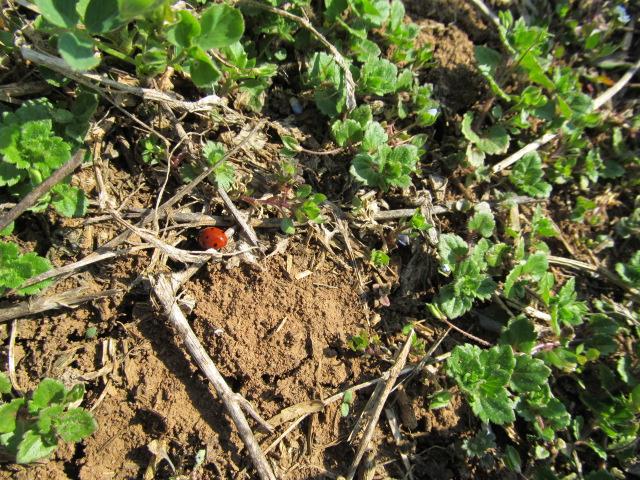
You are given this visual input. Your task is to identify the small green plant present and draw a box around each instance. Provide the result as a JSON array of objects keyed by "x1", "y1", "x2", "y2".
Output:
[
  {"x1": 509, "y1": 152, "x2": 552, "y2": 198},
  {"x1": 616, "y1": 251, "x2": 640, "y2": 289},
  {"x1": 140, "y1": 136, "x2": 165, "y2": 166},
  {"x1": 0, "y1": 241, "x2": 52, "y2": 296},
  {"x1": 370, "y1": 249, "x2": 390, "y2": 267},
  {"x1": 0, "y1": 99, "x2": 90, "y2": 217},
  {"x1": 432, "y1": 233, "x2": 497, "y2": 319},
  {"x1": 0, "y1": 373, "x2": 97, "y2": 464},
  {"x1": 340, "y1": 390, "x2": 354, "y2": 417},
  {"x1": 447, "y1": 344, "x2": 570, "y2": 434},
  {"x1": 180, "y1": 141, "x2": 235, "y2": 190},
  {"x1": 429, "y1": 390, "x2": 452, "y2": 410},
  {"x1": 347, "y1": 330, "x2": 380, "y2": 353}
]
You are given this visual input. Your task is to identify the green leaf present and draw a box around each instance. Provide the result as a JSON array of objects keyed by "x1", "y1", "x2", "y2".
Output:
[
  {"x1": 510, "y1": 152, "x2": 551, "y2": 198},
  {"x1": 0, "y1": 398, "x2": 25, "y2": 433},
  {"x1": 51, "y1": 184, "x2": 87, "y2": 218},
  {"x1": 461, "y1": 112, "x2": 510, "y2": 155},
  {"x1": 35, "y1": 0, "x2": 80, "y2": 28},
  {"x1": 280, "y1": 218, "x2": 295, "y2": 235},
  {"x1": 486, "y1": 242, "x2": 509, "y2": 267},
  {"x1": 463, "y1": 428, "x2": 496, "y2": 457},
  {"x1": 510, "y1": 355, "x2": 550, "y2": 393},
  {"x1": 16, "y1": 430, "x2": 57, "y2": 464},
  {"x1": 0, "y1": 161, "x2": 23, "y2": 187},
  {"x1": 500, "y1": 315, "x2": 536, "y2": 354},
  {"x1": 37, "y1": 405, "x2": 65, "y2": 435},
  {"x1": 55, "y1": 408, "x2": 97, "y2": 442},
  {"x1": 187, "y1": 47, "x2": 221, "y2": 87},
  {"x1": 531, "y1": 206, "x2": 557, "y2": 238},
  {"x1": 117, "y1": 0, "x2": 166, "y2": 20},
  {"x1": 438, "y1": 234, "x2": 468, "y2": 273},
  {"x1": 358, "y1": 57, "x2": 397, "y2": 95},
  {"x1": 361, "y1": 122, "x2": 387, "y2": 152},
  {"x1": 350, "y1": 0, "x2": 390, "y2": 27},
  {"x1": 475, "y1": 46, "x2": 511, "y2": 101},
  {"x1": 167, "y1": 10, "x2": 201, "y2": 49},
  {"x1": 29, "y1": 378, "x2": 66, "y2": 413},
  {"x1": 470, "y1": 388, "x2": 516, "y2": 424},
  {"x1": 468, "y1": 211, "x2": 495, "y2": 238},
  {"x1": 438, "y1": 284, "x2": 473, "y2": 319},
  {"x1": 64, "y1": 384, "x2": 85, "y2": 404},
  {"x1": 370, "y1": 249, "x2": 389, "y2": 267},
  {"x1": 0, "y1": 372, "x2": 11, "y2": 394},
  {"x1": 324, "y1": 0, "x2": 348, "y2": 21},
  {"x1": 197, "y1": 4, "x2": 244, "y2": 50},
  {"x1": 83, "y1": 0, "x2": 122, "y2": 34},
  {"x1": 57, "y1": 32, "x2": 100, "y2": 71},
  {"x1": 350, "y1": 104, "x2": 372, "y2": 127},
  {"x1": 429, "y1": 391, "x2": 452, "y2": 409},
  {"x1": 504, "y1": 445, "x2": 522, "y2": 473},
  {"x1": 331, "y1": 119, "x2": 362, "y2": 147}
]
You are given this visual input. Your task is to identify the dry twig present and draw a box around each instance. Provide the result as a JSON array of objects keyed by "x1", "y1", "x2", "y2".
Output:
[
  {"x1": 20, "y1": 46, "x2": 224, "y2": 113},
  {"x1": 0, "y1": 287, "x2": 121, "y2": 323},
  {"x1": 346, "y1": 330, "x2": 415, "y2": 480}
]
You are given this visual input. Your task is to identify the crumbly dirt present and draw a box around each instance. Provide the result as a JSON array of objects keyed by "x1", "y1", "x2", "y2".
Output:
[
  {"x1": 416, "y1": 19, "x2": 487, "y2": 114},
  {"x1": 1, "y1": 241, "x2": 378, "y2": 479}
]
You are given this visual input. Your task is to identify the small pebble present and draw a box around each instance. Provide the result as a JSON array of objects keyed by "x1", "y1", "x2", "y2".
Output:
[{"x1": 289, "y1": 97, "x2": 303, "y2": 115}]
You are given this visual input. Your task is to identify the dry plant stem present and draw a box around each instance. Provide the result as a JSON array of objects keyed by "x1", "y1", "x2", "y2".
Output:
[
  {"x1": 436, "y1": 316, "x2": 491, "y2": 346},
  {"x1": 237, "y1": 0, "x2": 356, "y2": 111},
  {"x1": 346, "y1": 330, "x2": 415, "y2": 480},
  {"x1": 217, "y1": 187, "x2": 260, "y2": 247},
  {"x1": 0, "y1": 287, "x2": 120, "y2": 323},
  {"x1": 492, "y1": 57, "x2": 640, "y2": 174},
  {"x1": 371, "y1": 196, "x2": 541, "y2": 221},
  {"x1": 8, "y1": 320, "x2": 21, "y2": 392},
  {"x1": 151, "y1": 275, "x2": 276, "y2": 480},
  {"x1": 548, "y1": 255, "x2": 640, "y2": 301},
  {"x1": 0, "y1": 149, "x2": 84, "y2": 231},
  {"x1": 467, "y1": 0, "x2": 500, "y2": 28},
  {"x1": 20, "y1": 46, "x2": 223, "y2": 113}
]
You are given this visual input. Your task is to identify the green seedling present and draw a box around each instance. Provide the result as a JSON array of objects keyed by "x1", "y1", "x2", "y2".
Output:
[
  {"x1": 340, "y1": 390, "x2": 354, "y2": 417},
  {"x1": 0, "y1": 373, "x2": 97, "y2": 464},
  {"x1": 0, "y1": 99, "x2": 90, "y2": 218},
  {"x1": 370, "y1": 249, "x2": 390, "y2": 268},
  {"x1": 0, "y1": 241, "x2": 52, "y2": 296}
]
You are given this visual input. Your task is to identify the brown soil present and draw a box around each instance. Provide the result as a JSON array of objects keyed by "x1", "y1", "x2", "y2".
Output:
[
  {"x1": 1, "y1": 242, "x2": 378, "y2": 479},
  {"x1": 416, "y1": 19, "x2": 486, "y2": 114}
]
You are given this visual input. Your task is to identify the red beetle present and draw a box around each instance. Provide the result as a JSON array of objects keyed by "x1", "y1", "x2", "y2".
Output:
[{"x1": 198, "y1": 227, "x2": 228, "y2": 250}]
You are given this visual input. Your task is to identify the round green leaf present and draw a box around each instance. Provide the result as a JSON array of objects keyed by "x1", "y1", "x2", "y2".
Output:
[
  {"x1": 55, "y1": 408, "x2": 97, "y2": 442},
  {"x1": 58, "y1": 32, "x2": 100, "y2": 71},
  {"x1": 197, "y1": 4, "x2": 244, "y2": 50},
  {"x1": 117, "y1": 0, "x2": 166, "y2": 20},
  {"x1": 187, "y1": 47, "x2": 221, "y2": 87},
  {"x1": 16, "y1": 430, "x2": 57, "y2": 464},
  {"x1": 34, "y1": 0, "x2": 80, "y2": 28},
  {"x1": 83, "y1": 0, "x2": 123, "y2": 33},
  {"x1": 280, "y1": 218, "x2": 295, "y2": 235}
]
